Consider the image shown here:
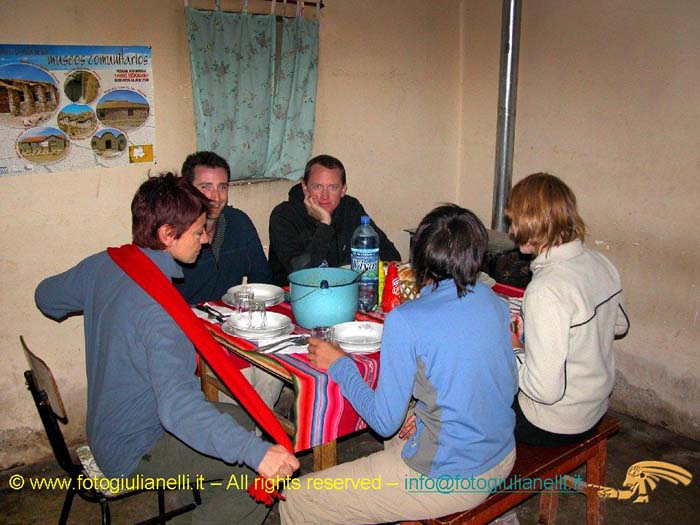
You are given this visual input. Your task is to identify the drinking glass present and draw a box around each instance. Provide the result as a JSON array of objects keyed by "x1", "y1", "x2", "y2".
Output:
[
  {"x1": 233, "y1": 289, "x2": 254, "y2": 317},
  {"x1": 311, "y1": 326, "x2": 334, "y2": 342},
  {"x1": 247, "y1": 301, "x2": 267, "y2": 329}
]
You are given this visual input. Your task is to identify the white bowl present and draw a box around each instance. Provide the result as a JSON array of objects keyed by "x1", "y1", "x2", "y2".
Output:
[
  {"x1": 332, "y1": 321, "x2": 383, "y2": 345},
  {"x1": 223, "y1": 283, "x2": 284, "y2": 307}
]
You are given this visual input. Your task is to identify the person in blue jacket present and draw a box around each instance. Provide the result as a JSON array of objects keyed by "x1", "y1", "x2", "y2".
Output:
[
  {"x1": 175, "y1": 151, "x2": 272, "y2": 304},
  {"x1": 280, "y1": 204, "x2": 518, "y2": 524}
]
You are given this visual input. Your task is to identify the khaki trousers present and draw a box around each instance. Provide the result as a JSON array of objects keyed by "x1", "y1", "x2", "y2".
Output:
[
  {"x1": 219, "y1": 366, "x2": 284, "y2": 409},
  {"x1": 280, "y1": 437, "x2": 516, "y2": 525}
]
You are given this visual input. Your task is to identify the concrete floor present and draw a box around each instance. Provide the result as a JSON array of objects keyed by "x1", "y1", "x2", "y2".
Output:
[{"x1": 2, "y1": 409, "x2": 699, "y2": 525}]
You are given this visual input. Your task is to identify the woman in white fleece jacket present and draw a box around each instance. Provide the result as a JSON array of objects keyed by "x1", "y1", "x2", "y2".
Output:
[{"x1": 506, "y1": 173, "x2": 629, "y2": 446}]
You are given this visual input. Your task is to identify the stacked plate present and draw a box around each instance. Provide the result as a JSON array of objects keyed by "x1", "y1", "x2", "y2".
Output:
[
  {"x1": 333, "y1": 321, "x2": 383, "y2": 354},
  {"x1": 222, "y1": 312, "x2": 293, "y2": 339},
  {"x1": 222, "y1": 284, "x2": 285, "y2": 308}
]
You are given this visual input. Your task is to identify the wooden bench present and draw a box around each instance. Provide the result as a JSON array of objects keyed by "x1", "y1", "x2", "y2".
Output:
[{"x1": 401, "y1": 415, "x2": 621, "y2": 525}]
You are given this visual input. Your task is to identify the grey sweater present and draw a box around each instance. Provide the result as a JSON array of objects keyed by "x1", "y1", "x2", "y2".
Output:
[{"x1": 35, "y1": 247, "x2": 270, "y2": 476}]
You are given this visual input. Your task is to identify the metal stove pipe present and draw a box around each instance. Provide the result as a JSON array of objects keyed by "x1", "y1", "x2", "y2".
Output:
[{"x1": 492, "y1": 0, "x2": 522, "y2": 232}]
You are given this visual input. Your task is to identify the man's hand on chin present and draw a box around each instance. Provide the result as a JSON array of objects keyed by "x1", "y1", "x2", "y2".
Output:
[{"x1": 304, "y1": 194, "x2": 332, "y2": 225}]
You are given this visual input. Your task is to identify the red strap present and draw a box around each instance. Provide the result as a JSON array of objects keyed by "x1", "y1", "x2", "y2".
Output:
[{"x1": 108, "y1": 244, "x2": 291, "y2": 503}]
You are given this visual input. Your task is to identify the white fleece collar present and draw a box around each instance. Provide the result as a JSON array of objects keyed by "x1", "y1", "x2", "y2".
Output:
[{"x1": 530, "y1": 240, "x2": 584, "y2": 271}]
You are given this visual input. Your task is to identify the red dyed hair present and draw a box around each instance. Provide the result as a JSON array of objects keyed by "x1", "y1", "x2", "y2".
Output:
[{"x1": 131, "y1": 172, "x2": 209, "y2": 250}]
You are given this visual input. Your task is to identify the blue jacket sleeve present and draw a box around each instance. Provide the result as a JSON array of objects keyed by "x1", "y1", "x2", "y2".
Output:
[
  {"x1": 35, "y1": 255, "x2": 99, "y2": 319},
  {"x1": 140, "y1": 307, "x2": 272, "y2": 470},
  {"x1": 328, "y1": 310, "x2": 415, "y2": 437}
]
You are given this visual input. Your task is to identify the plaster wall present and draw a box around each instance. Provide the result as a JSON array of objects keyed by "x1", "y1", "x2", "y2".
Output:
[
  {"x1": 0, "y1": 0, "x2": 461, "y2": 469},
  {"x1": 459, "y1": 0, "x2": 700, "y2": 438},
  {"x1": 4, "y1": 0, "x2": 696, "y2": 473}
]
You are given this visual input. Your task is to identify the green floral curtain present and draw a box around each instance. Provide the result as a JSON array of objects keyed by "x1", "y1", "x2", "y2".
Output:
[
  {"x1": 264, "y1": 15, "x2": 319, "y2": 179},
  {"x1": 186, "y1": 6, "x2": 319, "y2": 181}
]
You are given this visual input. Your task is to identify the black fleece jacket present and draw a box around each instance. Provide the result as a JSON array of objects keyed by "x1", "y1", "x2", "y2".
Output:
[{"x1": 268, "y1": 183, "x2": 401, "y2": 285}]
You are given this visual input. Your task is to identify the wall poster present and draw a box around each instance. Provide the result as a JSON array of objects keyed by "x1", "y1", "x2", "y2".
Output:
[{"x1": 0, "y1": 44, "x2": 155, "y2": 176}]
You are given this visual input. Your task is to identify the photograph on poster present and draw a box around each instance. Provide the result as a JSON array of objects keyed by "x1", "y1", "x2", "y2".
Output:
[{"x1": 0, "y1": 44, "x2": 155, "y2": 176}]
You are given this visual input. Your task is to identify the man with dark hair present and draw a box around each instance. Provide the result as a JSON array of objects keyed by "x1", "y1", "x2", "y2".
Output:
[
  {"x1": 179, "y1": 151, "x2": 283, "y2": 410},
  {"x1": 176, "y1": 151, "x2": 272, "y2": 304},
  {"x1": 35, "y1": 173, "x2": 299, "y2": 525},
  {"x1": 268, "y1": 154, "x2": 401, "y2": 285}
]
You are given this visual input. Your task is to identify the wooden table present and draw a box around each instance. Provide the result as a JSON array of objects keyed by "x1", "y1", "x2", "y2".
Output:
[{"x1": 196, "y1": 304, "x2": 382, "y2": 471}]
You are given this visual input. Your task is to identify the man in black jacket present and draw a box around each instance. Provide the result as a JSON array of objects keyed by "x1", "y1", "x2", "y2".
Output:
[{"x1": 268, "y1": 154, "x2": 401, "y2": 286}]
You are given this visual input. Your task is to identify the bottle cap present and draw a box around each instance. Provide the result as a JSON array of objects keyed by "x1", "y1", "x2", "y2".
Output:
[{"x1": 361, "y1": 215, "x2": 370, "y2": 225}]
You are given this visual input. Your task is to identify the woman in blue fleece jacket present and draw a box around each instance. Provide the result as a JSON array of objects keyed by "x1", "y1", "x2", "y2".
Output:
[{"x1": 280, "y1": 204, "x2": 518, "y2": 525}]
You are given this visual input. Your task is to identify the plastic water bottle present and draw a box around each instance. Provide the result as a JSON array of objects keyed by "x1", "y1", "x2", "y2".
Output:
[{"x1": 351, "y1": 215, "x2": 379, "y2": 312}]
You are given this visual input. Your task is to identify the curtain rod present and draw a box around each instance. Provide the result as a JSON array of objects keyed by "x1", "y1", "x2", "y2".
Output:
[
  {"x1": 264, "y1": 0, "x2": 324, "y2": 7},
  {"x1": 183, "y1": 1, "x2": 324, "y2": 8}
]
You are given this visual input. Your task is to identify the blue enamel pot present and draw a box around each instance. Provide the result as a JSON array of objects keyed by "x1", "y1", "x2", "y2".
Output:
[{"x1": 288, "y1": 267, "x2": 359, "y2": 329}]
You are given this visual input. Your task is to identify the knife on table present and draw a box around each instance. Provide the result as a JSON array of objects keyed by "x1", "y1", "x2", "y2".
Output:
[{"x1": 194, "y1": 305, "x2": 225, "y2": 323}]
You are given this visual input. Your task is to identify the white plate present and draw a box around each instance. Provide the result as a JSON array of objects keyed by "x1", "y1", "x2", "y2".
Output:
[
  {"x1": 222, "y1": 321, "x2": 294, "y2": 339},
  {"x1": 222, "y1": 311, "x2": 292, "y2": 338},
  {"x1": 333, "y1": 321, "x2": 382, "y2": 354},
  {"x1": 338, "y1": 340, "x2": 381, "y2": 354},
  {"x1": 222, "y1": 284, "x2": 284, "y2": 307}
]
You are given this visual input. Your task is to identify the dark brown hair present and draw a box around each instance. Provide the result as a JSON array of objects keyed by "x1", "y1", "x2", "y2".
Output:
[
  {"x1": 181, "y1": 151, "x2": 231, "y2": 184},
  {"x1": 505, "y1": 173, "x2": 586, "y2": 253},
  {"x1": 303, "y1": 154, "x2": 346, "y2": 185},
  {"x1": 412, "y1": 204, "x2": 488, "y2": 297},
  {"x1": 131, "y1": 173, "x2": 209, "y2": 249}
]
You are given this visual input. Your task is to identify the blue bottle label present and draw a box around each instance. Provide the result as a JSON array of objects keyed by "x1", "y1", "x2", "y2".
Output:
[{"x1": 351, "y1": 248, "x2": 379, "y2": 281}]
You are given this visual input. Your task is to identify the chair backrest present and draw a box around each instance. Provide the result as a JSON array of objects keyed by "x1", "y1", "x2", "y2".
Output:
[
  {"x1": 21, "y1": 336, "x2": 67, "y2": 420},
  {"x1": 21, "y1": 336, "x2": 80, "y2": 476}
]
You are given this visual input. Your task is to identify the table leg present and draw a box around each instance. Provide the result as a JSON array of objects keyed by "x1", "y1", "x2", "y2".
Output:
[
  {"x1": 538, "y1": 490, "x2": 559, "y2": 524},
  {"x1": 199, "y1": 360, "x2": 219, "y2": 402},
  {"x1": 312, "y1": 441, "x2": 337, "y2": 471}
]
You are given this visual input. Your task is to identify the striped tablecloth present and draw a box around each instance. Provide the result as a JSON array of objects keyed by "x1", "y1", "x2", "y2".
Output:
[{"x1": 199, "y1": 302, "x2": 381, "y2": 453}]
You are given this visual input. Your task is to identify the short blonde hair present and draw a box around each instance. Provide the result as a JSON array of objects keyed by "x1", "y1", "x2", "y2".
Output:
[{"x1": 505, "y1": 173, "x2": 585, "y2": 253}]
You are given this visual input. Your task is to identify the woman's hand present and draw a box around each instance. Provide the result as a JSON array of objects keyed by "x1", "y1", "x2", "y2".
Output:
[
  {"x1": 306, "y1": 337, "x2": 347, "y2": 370},
  {"x1": 511, "y1": 330, "x2": 523, "y2": 350},
  {"x1": 398, "y1": 413, "x2": 416, "y2": 439}
]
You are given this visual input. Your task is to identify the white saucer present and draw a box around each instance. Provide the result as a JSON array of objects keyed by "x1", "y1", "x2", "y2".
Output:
[
  {"x1": 338, "y1": 341, "x2": 381, "y2": 354},
  {"x1": 223, "y1": 321, "x2": 294, "y2": 339},
  {"x1": 222, "y1": 312, "x2": 292, "y2": 338}
]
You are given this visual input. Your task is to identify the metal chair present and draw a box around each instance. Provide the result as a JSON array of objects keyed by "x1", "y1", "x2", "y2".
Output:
[{"x1": 21, "y1": 336, "x2": 201, "y2": 525}]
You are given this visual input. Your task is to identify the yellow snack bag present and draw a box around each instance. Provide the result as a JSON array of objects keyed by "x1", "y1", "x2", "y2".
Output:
[{"x1": 377, "y1": 260, "x2": 386, "y2": 304}]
